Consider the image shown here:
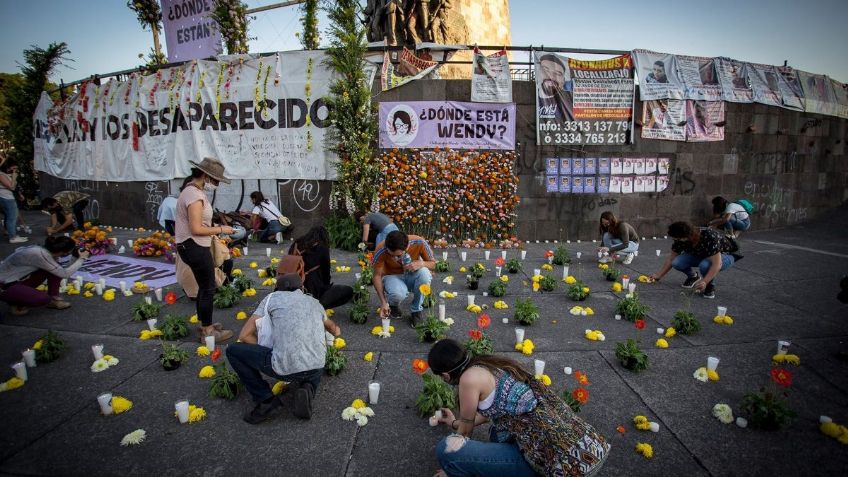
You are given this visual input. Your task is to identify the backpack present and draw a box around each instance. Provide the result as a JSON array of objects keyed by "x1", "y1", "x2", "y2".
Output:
[
  {"x1": 736, "y1": 199, "x2": 755, "y2": 215},
  {"x1": 276, "y1": 244, "x2": 318, "y2": 282}
]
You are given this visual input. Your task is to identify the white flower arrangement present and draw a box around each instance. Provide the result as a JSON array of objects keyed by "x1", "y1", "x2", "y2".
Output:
[
  {"x1": 712, "y1": 403, "x2": 734, "y2": 424},
  {"x1": 91, "y1": 359, "x2": 109, "y2": 373},
  {"x1": 120, "y1": 429, "x2": 146, "y2": 446},
  {"x1": 693, "y1": 367, "x2": 709, "y2": 382}
]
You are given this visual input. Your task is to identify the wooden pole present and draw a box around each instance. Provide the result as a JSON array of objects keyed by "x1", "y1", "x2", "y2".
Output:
[{"x1": 152, "y1": 25, "x2": 162, "y2": 61}]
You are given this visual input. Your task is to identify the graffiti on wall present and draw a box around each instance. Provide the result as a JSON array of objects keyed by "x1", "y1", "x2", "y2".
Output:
[{"x1": 744, "y1": 180, "x2": 808, "y2": 225}]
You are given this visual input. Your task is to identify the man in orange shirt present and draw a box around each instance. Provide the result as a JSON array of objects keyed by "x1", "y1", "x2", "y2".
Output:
[{"x1": 371, "y1": 230, "x2": 435, "y2": 327}]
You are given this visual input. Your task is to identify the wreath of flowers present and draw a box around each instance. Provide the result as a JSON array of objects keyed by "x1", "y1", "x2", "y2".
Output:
[
  {"x1": 72, "y1": 223, "x2": 113, "y2": 256},
  {"x1": 133, "y1": 231, "x2": 176, "y2": 261}
]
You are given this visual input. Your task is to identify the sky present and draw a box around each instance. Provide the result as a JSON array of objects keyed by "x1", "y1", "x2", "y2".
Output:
[{"x1": 0, "y1": 0, "x2": 846, "y2": 83}]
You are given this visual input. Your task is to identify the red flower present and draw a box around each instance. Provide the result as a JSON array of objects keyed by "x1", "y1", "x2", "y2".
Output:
[
  {"x1": 771, "y1": 368, "x2": 793, "y2": 388},
  {"x1": 468, "y1": 329, "x2": 482, "y2": 341},
  {"x1": 495, "y1": 257, "x2": 505, "y2": 266},
  {"x1": 412, "y1": 358, "x2": 429, "y2": 375},
  {"x1": 575, "y1": 371, "x2": 589, "y2": 385},
  {"x1": 616, "y1": 425, "x2": 626, "y2": 434},
  {"x1": 544, "y1": 250, "x2": 554, "y2": 258},
  {"x1": 211, "y1": 348, "x2": 221, "y2": 362},
  {"x1": 164, "y1": 291, "x2": 177, "y2": 305},
  {"x1": 634, "y1": 319, "x2": 645, "y2": 330},
  {"x1": 572, "y1": 387, "x2": 589, "y2": 404},
  {"x1": 477, "y1": 314, "x2": 491, "y2": 329}
]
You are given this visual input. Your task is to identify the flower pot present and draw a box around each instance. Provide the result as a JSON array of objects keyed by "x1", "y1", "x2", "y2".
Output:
[
  {"x1": 605, "y1": 275, "x2": 617, "y2": 282},
  {"x1": 161, "y1": 357, "x2": 181, "y2": 371},
  {"x1": 423, "y1": 331, "x2": 438, "y2": 343},
  {"x1": 508, "y1": 268, "x2": 519, "y2": 274},
  {"x1": 467, "y1": 281, "x2": 479, "y2": 291}
]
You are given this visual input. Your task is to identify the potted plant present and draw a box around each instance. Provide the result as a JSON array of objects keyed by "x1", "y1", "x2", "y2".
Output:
[
  {"x1": 415, "y1": 314, "x2": 450, "y2": 342},
  {"x1": 672, "y1": 293, "x2": 701, "y2": 335},
  {"x1": 567, "y1": 280, "x2": 591, "y2": 301},
  {"x1": 602, "y1": 266, "x2": 621, "y2": 282},
  {"x1": 465, "y1": 329, "x2": 493, "y2": 357},
  {"x1": 552, "y1": 245, "x2": 571, "y2": 266},
  {"x1": 415, "y1": 372, "x2": 457, "y2": 417},
  {"x1": 132, "y1": 299, "x2": 161, "y2": 322},
  {"x1": 514, "y1": 298, "x2": 540, "y2": 326},
  {"x1": 325, "y1": 344, "x2": 348, "y2": 376},
  {"x1": 615, "y1": 293, "x2": 649, "y2": 322},
  {"x1": 487, "y1": 280, "x2": 506, "y2": 297},
  {"x1": 159, "y1": 314, "x2": 190, "y2": 341},
  {"x1": 435, "y1": 259, "x2": 451, "y2": 273},
  {"x1": 213, "y1": 286, "x2": 241, "y2": 309},
  {"x1": 466, "y1": 274, "x2": 479, "y2": 290},
  {"x1": 615, "y1": 339, "x2": 649, "y2": 372},
  {"x1": 539, "y1": 274, "x2": 557, "y2": 292},
  {"x1": 231, "y1": 275, "x2": 254, "y2": 293},
  {"x1": 34, "y1": 330, "x2": 65, "y2": 364},
  {"x1": 160, "y1": 342, "x2": 189, "y2": 371},
  {"x1": 349, "y1": 302, "x2": 370, "y2": 324},
  {"x1": 505, "y1": 258, "x2": 522, "y2": 274},
  {"x1": 208, "y1": 364, "x2": 241, "y2": 400}
]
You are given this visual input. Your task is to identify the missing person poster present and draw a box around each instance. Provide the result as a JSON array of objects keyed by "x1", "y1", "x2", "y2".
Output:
[
  {"x1": 471, "y1": 48, "x2": 512, "y2": 103},
  {"x1": 717, "y1": 57, "x2": 753, "y2": 103},
  {"x1": 686, "y1": 101, "x2": 725, "y2": 142},
  {"x1": 633, "y1": 49, "x2": 685, "y2": 100},
  {"x1": 675, "y1": 55, "x2": 723, "y2": 101},
  {"x1": 641, "y1": 99, "x2": 686, "y2": 141}
]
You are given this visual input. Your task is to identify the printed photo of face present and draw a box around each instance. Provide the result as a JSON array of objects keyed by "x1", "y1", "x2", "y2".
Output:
[
  {"x1": 647, "y1": 60, "x2": 668, "y2": 84},
  {"x1": 539, "y1": 54, "x2": 567, "y2": 99}
]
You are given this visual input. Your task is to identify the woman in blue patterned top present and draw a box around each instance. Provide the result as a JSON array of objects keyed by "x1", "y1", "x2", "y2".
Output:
[{"x1": 428, "y1": 339, "x2": 610, "y2": 477}]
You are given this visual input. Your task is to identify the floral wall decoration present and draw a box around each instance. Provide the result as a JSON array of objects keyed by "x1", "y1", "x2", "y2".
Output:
[
  {"x1": 211, "y1": 0, "x2": 249, "y2": 55},
  {"x1": 377, "y1": 148, "x2": 521, "y2": 248}
]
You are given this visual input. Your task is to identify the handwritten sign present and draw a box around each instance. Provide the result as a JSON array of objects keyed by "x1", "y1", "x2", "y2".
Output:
[{"x1": 78, "y1": 254, "x2": 176, "y2": 289}]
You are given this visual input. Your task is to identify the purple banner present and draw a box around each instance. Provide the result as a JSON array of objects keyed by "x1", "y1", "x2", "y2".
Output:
[
  {"x1": 161, "y1": 0, "x2": 223, "y2": 63},
  {"x1": 77, "y1": 254, "x2": 176, "y2": 289},
  {"x1": 379, "y1": 101, "x2": 516, "y2": 150}
]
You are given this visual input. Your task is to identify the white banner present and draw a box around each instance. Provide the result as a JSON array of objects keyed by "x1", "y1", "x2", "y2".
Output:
[
  {"x1": 716, "y1": 57, "x2": 752, "y2": 103},
  {"x1": 830, "y1": 78, "x2": 848, "y2": 119},
  {"x1": 798, "y1": 70, "x2": 838, "y2": 116},
  {"x1": 34, "y1": 50, "x2": 336, "y2": 182},
  {"x1": 675, "y1": 55, "x2": 722, "y2": 101},
  {"x1": 471, "y1": 48, "x2": 512, "y2": 103},
  {"x1": 633, "y1": 49, "x2": 685, "y2": 100}
]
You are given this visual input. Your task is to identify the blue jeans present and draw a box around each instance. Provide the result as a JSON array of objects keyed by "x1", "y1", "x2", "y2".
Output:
[
  {"x1": 722, "y1": 216, "x2": 751, "y2": 232},
  {"x1": 382, "y1": 267, "x2": 432, "y2": 312},
  {"x1": 436, "y1": 434, "x2": 537, "y2": 477},
  {"x1": 602, "y1": 232, "x2": 638, "y2": 254},
  {"x1": 672, "y1": 253, "x2": 735, "y2": 285},
  {"x1": 0, "y1": 197, "x2": 18, "y2": 238},
  {"x1": 375, "y1": 223, "x2": 399, "y2": 248},
  {"x1": 226, "y1": 342, "x2": 322, "y2": 403},
  {"x1": 258, "y1": 219, "x2": 285, "y2": 243}
]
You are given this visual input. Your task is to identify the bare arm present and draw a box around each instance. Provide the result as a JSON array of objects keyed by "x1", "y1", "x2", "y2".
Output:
[
  {"x1": 0, "y1": 174, "x2": 14, "y2": 189},
  {"x1": 694, "y1": 253, "x2": 723, "y2": 291},
  {"x1": 238, "y1": 315, "x2": 259, "y2": 344},
  {"x1": 188, "y1": 201, "x2": 233, "y2": 236},
  {"x1": 651, "y1": 250, "x2": 679, "y2": 281},
  {"x1": 324, "y1": 318, "x2": 341, "y2": 336},
  {"x1": 361, "y1": 223, "x2": 371, "y2": 243},
  {"x1": 709, "y1": 213, "x2": 732, "y2": 227},
  {"x1": 373, "y1": 270, "x2": 390, "y2": 316}
]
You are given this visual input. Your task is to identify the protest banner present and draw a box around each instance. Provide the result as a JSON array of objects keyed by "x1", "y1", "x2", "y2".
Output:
[
  {"x1": 830, "y1": 79, "x2": 848, "y2": 119},
  {"x1": 535, "y1": 52, "x2": 634, "y2": 146},
  {"x1": 747, "y1": 62, "x2": 784, "y2": 107},
  {"x1": 471, "y1": 48, "x2": 512, "y2": 103},
  {"x1": 716, "y1": 58, "x2": 753, "y2": 103},
  {"x1": 379, "y1": 101, "x2": 515, "y2": 150},
  {"x1": 641, "y1": 99, "x2": 686, "y2": 141},
  {"x1": 633, "y1": 49, "x2": 685, "y2": 100},
  {"x1": 161, "y1": 0, "x2": 223, "y2": 62},
  {"x1": 34, "y1": 51, "x2": 335, "y2": 181},
  {"x1": 798, "y1": 70, "x2": 839, "y2": 116},
  {"x1": 685, "y1": 101, "x2": 725, "y2": 142},
  {"x1": 675, "y1": 55, "x2": 722, "y2": 101},
  {"x1": 77, "y1": 254, "x2": 176, "y2": 289}
]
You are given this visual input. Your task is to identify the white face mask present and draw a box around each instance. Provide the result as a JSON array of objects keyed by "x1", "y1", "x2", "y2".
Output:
[{"x1": 204, "y1": 182, "x2": 218, "y2": 193}]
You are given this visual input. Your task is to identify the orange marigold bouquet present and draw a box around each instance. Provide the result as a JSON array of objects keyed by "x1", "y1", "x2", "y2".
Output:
[
  {"x1": 72, "y1": 223, "x2": 113, "y2": 256},
  {"x1": 378, "y1": 148, "x2": 520, "y2": 247},
  {"x1": 133, "y1": 231, "x2": 176, "y2": 261}
]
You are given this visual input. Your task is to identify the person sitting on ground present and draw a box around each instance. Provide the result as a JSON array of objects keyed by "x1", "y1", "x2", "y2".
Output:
[
  {"x1": 708, "y1": 196, "x2": 751, "y2": 237},
  {"x1": 249, "y1": 191, "x2": 289, "y2": 244},
  {"x1": 372, "y1": 230, "x2": 435, "y2": 327},
  {"x1": 427, "y1": 339, "x2": 610, "y2": 477},
  {"x1": 357, "y1": 211, "x2": 398, "y2": 251},
  {"x1": 41, "y1": 190, "x2": 90, "y2": 235},
  {"x1": 287, "y1": 225, "x2": 353, "y2": 310},
  {"x1": 597, "y1": 211, "x2": 639, "y2": 264},
  {"x1": 0, "y1": 159, "x2": 28, "y2": 243},
  {"x1": 227, "y1": 273, "x2": 341, "y2": 424},
  {"x1": 0, "y1": 236, "x2": 88, "y2": 315},
  {"x1": 158, "y1": 178, "x2": 191, "y2": 235},
  {"x1": 650, "y1": 221, "x2": 741, "y2": 299}
]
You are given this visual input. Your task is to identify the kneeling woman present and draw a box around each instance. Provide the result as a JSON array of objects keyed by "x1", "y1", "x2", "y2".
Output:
[
  {"x1": 0, "y1": 236, "x2": 88, "y2": 315},
  {"x1": 428, "y1": 339, "x2": 610, "y2": 477}
]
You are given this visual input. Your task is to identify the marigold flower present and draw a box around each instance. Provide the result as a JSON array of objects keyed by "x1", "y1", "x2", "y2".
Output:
[
  {"x1": 532, "y1": 282, "x2": 540, "y2": 292},
  {"x1": 190, "y1": 314, "x2": 199, "y2": 324},
  {"x1": 120, "y1": 429, "x2": 146, "y2": 446},
  {"x1": 468, "y1": 329, "x2": 482, "y2": 340},
  {"x1": 544, "y1": 250, "x2": 554, "y2": 258},
  {"x1": 539, "y1": 374, "x2": 552, "y2": 386},
  {"x1": 412, "y1": 358, "x2": 429, "y2": 374},
  {"x1": 33, "y1": 340, "x2": 43, "y2": 350},
  {"x1": 334, "y1": 337, "x2": 346, "y2": 349},
  {"x1": 495, "y1": 257, "x2": 505, "y2": 266},
  {"x1": 258, "y1": 269, "x2": 268, "y2": 278},
  {"x1": 612, "y1": 283, "x2": 622, "y2": 292},
  {"x1": 188, "y1": 405, "x2": 206, "y2": 423},
  {"x1": 494, "y1": 300, "x2": 508, "y2": 309},
  {"x1": 419, "y1": 284, "x2": 431, "y2": 296},
  {"x1": 572, "y1": 387, "x2": 589, "y2": 403},
  {"x1": 575, "y1": 372, "x2": 589, "y2": 385},
  {"x1": 712, "y1": 403, "x2": 734, "y2": 424},
  {"x1": 500, "y1": 275, "x2": 509, "y2": 283},
  {"x1": 770, "y1": 368, "x2": 793, "y2": 387},
  {"x1": 112, "y1": 396, "x2": 133, "y2": 414},
  {"x1": 351, "y1": 399, "x2": 366, "y2": 409},
  {"x1": 693, "y1": 367, "x2": 708, "y2": 382},
  {"x1": 363, "y1": 352, "x2": 374, "y2": 362},
  {"x1": 635, "y1": 319, "x2": 645, "y2": 330},
  {"x1": 250, "y1": 262, "x2": 258, "y2": 268},
  {"x1": 564, "y1": 276, "x2": 576, "y2": 285},
  {"x1": 541, "y1": 264, "x2": 553, "y2": 271},
  {"x1": 477, "y1": 314, "x2": 491, "y2": 329},
  {"x1": 164, "y1": 291, "x2": 177, "y2": 304},
  {"x1": 655, "y1": 338, "x2": 669, "y2": 349},
  {"x1": 635, "y1": 442, "x2": 653, "y2": 459},
  {"x1": 707, "y1": 369, "x2": 720, "y2": 381},
  {"x1": 198, "y1": 365, "x2": 216, "y2": 378},
  {"x1": 0, "y1": 377, "x2": 24, "y2": 392},
  {"x1": 236, "y1": 311, "x2": 247, "y2": 320},
  {"x1": 664, "y1": 327, "x2": 676, "y2": 338},
  {"x1": 784, "y1": 354, "x2": 800, "y2": 365}
]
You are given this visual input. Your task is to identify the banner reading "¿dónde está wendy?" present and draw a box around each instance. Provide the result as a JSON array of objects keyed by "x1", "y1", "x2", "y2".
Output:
[{"x1": 379, "y1": 101, "x2": 516, "y2": 150}]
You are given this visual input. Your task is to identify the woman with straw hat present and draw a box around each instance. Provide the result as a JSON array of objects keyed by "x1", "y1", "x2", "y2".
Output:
[{"x1": 175, "y1": 157, "x2": 235, "y2": 343}]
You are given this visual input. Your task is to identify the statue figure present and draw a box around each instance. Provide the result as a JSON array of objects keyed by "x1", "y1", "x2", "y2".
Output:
[{"x1": 405, "y1": 0, "x2": 431, "y2": 45}]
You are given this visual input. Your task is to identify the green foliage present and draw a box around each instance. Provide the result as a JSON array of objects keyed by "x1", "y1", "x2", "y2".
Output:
[
  {"x1": 514, "y1": 298, "x2": 540, "y2": 326},
  {"x1": 132, "y1": 299, "x2": 161, "y2": 321},
  {"x1": 615, "y1": 293, "x2": 649, "y2": 322},
  {"x1": 465, "y1": 333, "x2": 493, "y2": 357},
  {"x1": 232, "y1": 275, "x2": 254, "y2": 293},
  {"x1": 552, "y1": 245, "x2": 571, "y2": 265},
  {"x1": 561, "y1": 390, "x2": 582, "y2": 413},
  {"x1": 210, "y1": 0, "x2": 249, "y2": 55},
  {"x1": 505, "y1": 259, "x2": 522, "y2": 273},
  {"x1": 741, "y1": 390, "x2": 796, "y2": 431},
  {"x1": 435, "y1": 259, "x2": 451, "y2": 273},
  {"x1": 208, "y1": 363, "x2": 241, "y2": 400},
  {"x1": 352, "y1": 281, "x2": 370, "y2": 304},
  {"x1": 159, "y1": 314, "x2": 190, "y2": 341},
  {"x1": 325, "y1": 345, "x2": 348, "y2": 376},
  {"x1": 602, "y1": 266, "x2": 621, "y2": 281},
  {"x1": 298, "y1": 0, "x2": 320, "y2": 49},
  {"x1": 213, "y1": 286, "x2": 241, "y2": 309},
  {"x1": 671, "y1": 310, "x2": 701, "y2": 335},
  {"x1": 325, "y1": 214, "x2": 361, "y2": 252},
  {"x1": 160, "y1": 342, "x2": 189, "y2": 366},
  {"x1": 325, "y1": 0, "x2": 379, "y2": 212},
  {"x1": 567, "y1": 281, "x2": 590, "y2": 301},
  {"x1": 487, "y1": 280, "x2": 506, "y2": 297},
  {"x1": 615, "y1": 339, "x2": 649, "y2": 372},
  {"x1": 422, "y1": 293, "x2": 436, "y2": 308},
  {"x1": 471, "y1": 263, "x2": 486, "y2": 280},
  {"x1": 349, "y1": 301, "x2": 370, "y2": 324},
  {"x1": 415, "y1": 315, "x2": 449, "y2": 342},
  {"x1": 127, "y1": 0, "x2": 161, "y2": 29},
  {"x1": 34, "y1": 330, "x2": 65, "y2": 364},
  {"x1": 539, "y1": 274, "x2": 557, "y2": 292},
  {"x1": 415, "y1": 372, "x2": 457, "y2": 417}
]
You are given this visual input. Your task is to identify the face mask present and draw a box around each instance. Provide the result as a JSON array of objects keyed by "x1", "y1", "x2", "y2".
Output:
[{"x1": 204, "y1": 183, "x2": 217, "y2": 193}]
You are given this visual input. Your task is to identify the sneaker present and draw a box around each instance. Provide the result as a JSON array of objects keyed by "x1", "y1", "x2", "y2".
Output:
[
  {"x1": 275, "y1": 232, "x2": 283, "y2": 244},
  {"x1": 46, "y1": 298, "x2": 71, "y2": 310},
  {"x1": 622, "y1": 253, "x2": 634, "y2": 264},
  {"x1": 409, "y1": 311, "x2": 423, "y2": 329},
  {"x1": 681, "y1": 275, "x2": 700, "y2": 289},
  {"x1": 243, "y1": 396, "x2": 284, "y2": 424},
  {"x1": 702, "y1": 283, "x2": 716, "y2": 299},
  {"x1": 199, "y1": 328, "x2": 234, "y2": 344},
  {"x1": 9, "y1": 236, "x2": 28, "y2": 244},
  {"x1": 292, "y1": 382, "x2": 314, "y2": 420}
]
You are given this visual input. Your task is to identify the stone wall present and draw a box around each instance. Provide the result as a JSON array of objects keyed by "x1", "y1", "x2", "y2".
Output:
[{"x1": 438, "y1": 0, "x2": 512, "y2": 79}]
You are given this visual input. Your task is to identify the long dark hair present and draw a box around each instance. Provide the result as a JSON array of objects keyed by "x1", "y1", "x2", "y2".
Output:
[
  {"x1": 428, "y1": 339, "x2": 533, "y2": 384},
  {"x1": 599, "y1": 211, "x2": 618, "y2": 235},
  {"x1": 44, "y1": 236, "x2": 77, "y2": 255},
  {"x1": 390, "y1": 110, "x2": 412, "y2": 134},
  {"x1": 712, "y1": 196, "x2": 728, "y2": 215},
  {"x1": 292, "y1": 225, "x2": 329, "y2": 254},
  {"x1": 250, "y1": 191, "x2": 268, "y2": 206}
]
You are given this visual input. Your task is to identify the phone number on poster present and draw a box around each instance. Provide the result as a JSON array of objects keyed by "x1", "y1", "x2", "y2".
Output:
[{"x1": 542, "y1": 132, "x2": 628, "y2": 144}]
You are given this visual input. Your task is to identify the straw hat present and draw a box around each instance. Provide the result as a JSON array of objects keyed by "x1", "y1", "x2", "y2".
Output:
[{"x1": 188, "y1": 157, "x2": 231, "y2": 184}]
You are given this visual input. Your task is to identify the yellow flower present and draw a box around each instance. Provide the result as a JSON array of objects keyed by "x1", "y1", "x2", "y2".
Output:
[
  {"x1": 722, "y1": 316, "x2": 733, "y2": 325},
  {"x1": 258, "y1": 269, "x2": 268, "y2": 278},
  {"x1": 363, "y1": 352, "x2": 374, "y2": 362},
  {"x1": 664, "y1": 327, "x2": 676, "y2": 338},
  {"x1": 459, "y1": 266, "x2": 467, "y2": 273},
  {"x1": 389, "y1": 326, "x2": 395, "y2": 333},
  {"x1": 270, "y1": 257, "x2": 280, "y2": 264},
  {"x1": 196, "y1": 346, "x2": 210, "y2": 357},
  {"x1": 772, "y1": 354, "x2": 786, "y2": 363},
  {"x1": 83, "y1": 291, "x2": 94, "y2": 298},
  {"x1": 0, "y1": 377, "x2": 25, "y2": 392},
  {"x1": 190, "y1": 314, "x2": 199, "y2": 324},
  {"x1": 272, "y1": 381, "x2": 286, "y2": 395},
  {"x1": 565, "y1": 276, "x2": 576, "y2": 285},
  {"x1": 84, "y1": 282, "x2": 95, "y2": 290},
  {"x1": 598, "y1": 263, "x2": 609, "y2": 270},
  {"x1": 638, "y1": 275, "x2": 650, "y2": 283},
  {"x1": 466, "y1": 304, "x2": 482, "y2": 313},
  {"x1": 232, "y1": 269, "x2": 243, "y2": 276},
  {"x1": 330, "y1": 259, "x2": 337, "y2": 265},
  {"x1": 494, "y1": 300, "x2": 508, "y2": 309},
  {"x1": 236, "y1": 311, "x2": 248, "y2": 320},
  {"x1": 612, "y1": 282, "x2": 622, "y2": 292},
  {"x1": 784, "y1": 354, "x2": 800, "y2": 365},
  {"x1": 33, "y1": 340, "x2": 43, "y2": 350},
  {"x1": 655, "y1": 338, "x2": 669, "y2": 349},
  {"x1": 633, "y1": 415, "x2": 652, "y2": 430},
  {"x1": 539, "y1": 374, "x2": 552, "y2": 386},
  {"x1": 371, "y1": 326, "x2": 383, "y2": 336},
  {"x1": 326, "y1": 309, "x2": 335, "y2": 317},
  {"x1": 532, "y1": 282, "x2": 540, "y2": 292},
  {"x1": 111, "y1": 396, "x2": 133, "y2": 414},
  {"x1": 351, "y1": 399, "x2": 366, "y2": 409},
  {"x1": 198, "y1": 365, "x2": 216, "y2": 378},
  {"x1": 707, "y1": 369, "x2": 720, "y2": 381},
  {"x1": 532, "y1": 275, "x2": 542, "y2": 282},
  {"x1": 139, "y1": 330, "x2": 152, "y2": 340},
  {"x1": 419, "y1": 171, "x2": 428, "y2": 179},
  {"x1": 582, "y1": 287, "x2": 590, "y2": 294},
  {"x1": 249, "y1": 262, "x2": 258, "y2": 268},
  {"x1": 419, "y1": 284, "x2": 431, "y2": 296},
  {"x1": 584, "y1": 307, "x2": 594, "y2": 315},
  {"x1": 499, "y1": 275, "x2": 509, "y2": 283},
  {"x1": 541, "y1": 264, "x2": 553, "y2": 271},
  {"x1": 150, "y1": 330, "x2": 163, "y2": 338},
  {"x1": 188, "y1": 405, "x2": 206, "y2": 423},
  {"x1": 334, "y1": 337, "x2": 346, "y2": 349},
  {"x1": 635, "y1": 442, "x2": 653, "y2": 459},
  {"x1": 515, "y1": 339, "x2": 534, "y2": 355}
]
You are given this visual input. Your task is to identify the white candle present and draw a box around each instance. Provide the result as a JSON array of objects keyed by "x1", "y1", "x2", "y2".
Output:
[
  {"x1": 562, "y1": 266, "x2": 570, "y2": 280},
  {"x1": 534, "y1": 359, "x2": 546, "y2": 377},
  {"x1": 155, "y1": 288, "x2": 163, "y2": 301},
  {"x1": 656, "y1": 328, "x2": 665, "y2": 335},
  {"x1": 564, "y1": 366, "x2": 572, "y2": 375},
  {"x1": 777, "y1": 340, "x2": 791, "y2": 355},
  {"x1": 735, "y1": 417, "x2": 748, "y2": 428},
  {"x1": 520, "y1": 250, "x2": 527, "y2": 260},
  {"x1": 441, "y1": 251, "x2": 448, "y2": 261},
  {"x1": 533, "y1": 268, "x2": 541, "y2": 277},
  {"x1": 576, "y1": 252, "x2": 582, "y2": 259},
  {"x1": 98, "y1": 278, "x2": 106, "y2": 288},
  {"x1": 460, "y1": 251, "x2": 467, "y2": 262},
  {"x1": 435, "y1": 410, "x2": 443, "y2": 419},
  {"x1": 368, "y1": 381, "x2": 381, "y2": 404},
  {"x1": 438, "y1": 301, "x2": 446, "y2": 321},
  {"x1": 656, "y1": 249, "x2": 661, "y2": 256},
  {"x1": 243, "y1": 246, "x2": 249, "y2": 256},
  {"x1": 429, "y1": 416, "x2": 439, "y2": 427},
  {"x1": 144, "y1": 296, "x2": 152, "y2": 305},
  {"x1": 11, "y1": 362, "x2": 27, "y2": 381},
  {"x1": 501, "y1": 250, "x2": 507, "y2": 260},
  {"x1": 98, "y1": 393, "x2": 113, "y2": 415},
  {"x1": 628, "y1": 283, "x2": 637, "y2": 293},
  {"x1": 60, "y1": 278, "x2": 67, "y2": 291},
  {"x1": 175, "y1": 400, "x2": 189, "y2": 423},
  {"x1": 467, "y1": 295, "x2": 475, "y2": 306},
  {"x1": 577, "y1": 240, "x2": 581, "y2": 244},
  {"x1": 707, "y1": 356, "x2": 720, "y2": 371},
  {"x1": 622, "y1": 277, "x2": 630, "y2": 289},
  {"x1": 110, "y1": 237, "x2": 118, "y2": 245},
  {"x1": 146, "y1": 319, "x2": 158, "y2": 331},
  {"x1": 547, "y1": 256, "x2": 553, "y2": 264},
  {"x1": 118, "y1": 245, "x2": 126, "y2": 254},
  {"x1": 820, "y1": 415, "x2": 832, "y2": 424},
  {"x1": 204, "y1": 335, "x2": 215, "y2": 351},
  {"x1": 717, "y1": 306, "x2": 727, "y2": 317},
  {"x1": 91, "y1": 344, "x2": 104, "y2": 360},
  {"x1": 484, "y1": 250, "x2": 490, "y2": 260},
  {"x1": 22, "y1": 349, "x2": 36, "y2": 367},
  {"x1": 381, "y1": 318, "x2": 390, "y2": 334},
  {"x1": 597, "y1": 251, "x2": 603, "y2": 259},
  {"x1": 119, "y1": 281, "x2": 127, "y2": 292},
  {"x1": 495, "y1": 266, "x2": 502, "y2": 277},
  {"x1": 514, "y1": 328, "x2": 525, "y2": 345},
  {"x1": 615, "y1": 314, "x2": 622, "y2": 321},
  {"x1": 649, "y1": 422, "x2": 660, "y2": 432},
  {"x1": 95, "y1": 283, "x2": 103, "y2": 295},
  {"x1": 355, "y1": 273, "x2": 362, "y2": 280},
  {"x1": 266, "y1": 247, "x2": 271, "y2": 257},
  {"x1": 127, "y1": 239, "x2": 134, "y2": 248}
]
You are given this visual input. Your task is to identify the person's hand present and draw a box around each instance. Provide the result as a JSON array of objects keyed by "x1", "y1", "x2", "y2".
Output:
[
  {"x1": 379, "y1": 302, "x2": 391, "y2": 318},
  {"x1": 598, "y1": 246, "x2": 609, "y2": 254},
  {"x1": 437, "y1": 408, "x2": 456, "y2": 426},
  {"x1": 649, "y1": 273, "x2": 661, "y2": 282},
  {"x1": 693, "y1": 280, "x2": 707, "y2": 292},
  {"x1": 328, "y1": 321, "x2": 341, "y2": 337},
  {"x1": 220, "y1": 226, "x2": 235, "y2": 235},
  {"x1": 46, "y1": 227, "x2": 53, "y2": 235},
  {"x1": 405, "y1": 259, "x2": 423, "y2": 272},
  {"x1": 78, "y1": 250, "x2": 91, "y2": 260}
]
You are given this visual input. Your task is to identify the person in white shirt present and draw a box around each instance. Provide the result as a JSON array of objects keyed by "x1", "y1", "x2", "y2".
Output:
[
  {"x1": 249, "y1": 191, "x2": 289, "y2": 244},
  {"x1": 709, "y1": 196, "x2": 751, "y2": 237},
  {"x1": 158, "y1": 178, "x2": 191, "y2": 235},
  {"x1": 0, "y1": 159, "x2": 28, "y2": 243}
]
